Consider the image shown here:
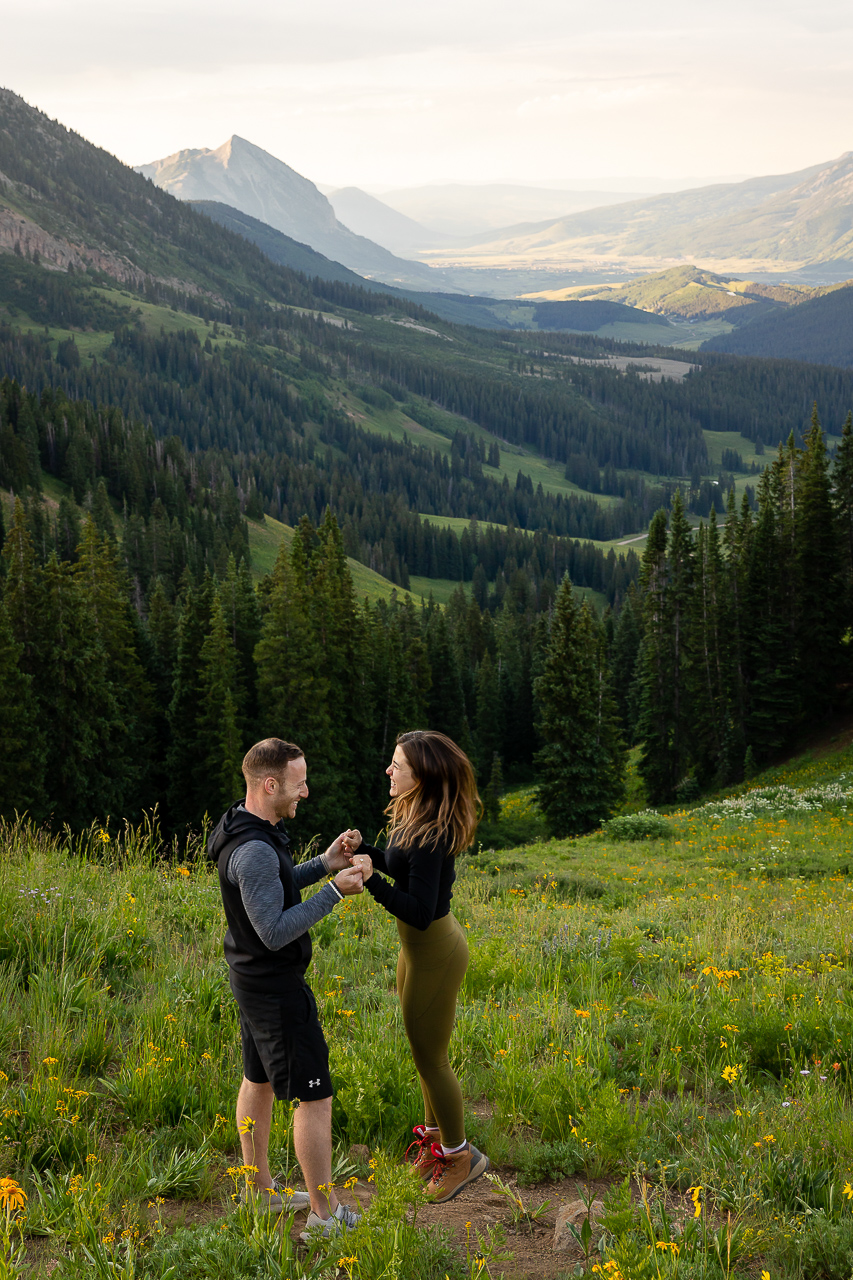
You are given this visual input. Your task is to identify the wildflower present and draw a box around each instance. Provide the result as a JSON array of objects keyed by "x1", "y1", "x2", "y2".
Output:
[
  {"x1": 175, "y1": 866, "x2": 190, "y2": 877},
  {"x1": 688, "y1": 1186, "x2": 703, "y2": 1218},
  {"x1": 575, "y1": 1009, "x2": 591, "y2": 1018},
  {"x1": 42, "y1": 1057, "x2": 58, "y2": 1066},
  {"x1": 237, "y1": 1116, "x2": 256, "y2": 1135},
  {"x1": 98, "y1": 830, "x2": 110, "y2": 844},
  {"x1": 0, "y1": 1178, "x2": 26, "y2": 1212},
  {"x1": 344, "y1": 1177, "x2": 358, "y2": 1189},
  {"x1": 843, "y1": 1182, "x2": 853, "y2": 1200},
  {"x1": 721, "y1": 1065, "x2": 740, "y2": 1084},
  {"x1": 800, "y1": 1070, "x2": 811, "y2": 1076}
]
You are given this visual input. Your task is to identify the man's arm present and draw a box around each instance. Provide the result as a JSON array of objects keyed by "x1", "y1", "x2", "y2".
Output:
[{"x1": 229, "y1": 841, "x2": 344, "y2": 949}]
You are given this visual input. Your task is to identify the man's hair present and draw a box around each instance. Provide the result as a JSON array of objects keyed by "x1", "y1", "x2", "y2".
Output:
[{"x1": 242, "y1": 738, "x2": 304, "y2": 786}]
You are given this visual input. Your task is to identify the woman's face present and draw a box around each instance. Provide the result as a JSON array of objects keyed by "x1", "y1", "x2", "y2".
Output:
[{"x1": 387, "y1": 745, "x2": 417, "y2": 798}]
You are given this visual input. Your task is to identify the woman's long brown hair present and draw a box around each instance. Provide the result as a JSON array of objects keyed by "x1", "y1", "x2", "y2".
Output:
[{"x1": 385, "y1": 730, "x2": 481, "y2": 855}]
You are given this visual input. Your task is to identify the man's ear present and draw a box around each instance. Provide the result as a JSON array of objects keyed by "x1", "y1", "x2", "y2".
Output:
[{"x1": 264, "y1": 775, "x2": 277, "y2": 795}]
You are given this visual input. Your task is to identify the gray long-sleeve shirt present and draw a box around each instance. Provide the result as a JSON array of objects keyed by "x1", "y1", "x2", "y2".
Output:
[{"x1": 226, "y1": 842, "x2": 340, "y2": 950}]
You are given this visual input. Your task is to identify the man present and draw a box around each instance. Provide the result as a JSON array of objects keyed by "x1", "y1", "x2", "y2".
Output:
[{"x1": 208, "y1": 737, "x2": 364, "y2": 1238}]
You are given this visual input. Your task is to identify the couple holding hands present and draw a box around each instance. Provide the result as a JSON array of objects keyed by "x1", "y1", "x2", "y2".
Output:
[{"x1": 208, "y1": 729, "x2": 489, "y2": 1240}]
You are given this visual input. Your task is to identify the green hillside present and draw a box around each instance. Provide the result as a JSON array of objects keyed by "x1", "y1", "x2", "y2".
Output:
[
  {"x1": 702, "y1": 283, "x2": 853, "y2": 367},
  {"x1": 247, "y1": 514, "x2": 403, "y2": 602}
]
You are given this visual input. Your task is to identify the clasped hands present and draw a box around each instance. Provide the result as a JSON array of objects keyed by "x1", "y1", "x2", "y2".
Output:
[{"x1": 323, "y1": 829, "x2": 371, "y2": 897}]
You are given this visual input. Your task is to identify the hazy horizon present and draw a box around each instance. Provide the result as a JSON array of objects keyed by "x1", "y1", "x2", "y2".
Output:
[{"x1": 5, "y1": 0, "x2": 853, "y2": 191}]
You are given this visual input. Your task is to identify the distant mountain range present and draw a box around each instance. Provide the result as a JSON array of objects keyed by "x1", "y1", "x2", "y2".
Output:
[
  {"x1": 345, "y1": 183, "x2": 647, "y2": 240},
  {"x1": 136, "y1": 137, "x2": 444, "y2": 290},
  {"x1": 418, "y1": 155, "x2": 853, "y2": 279},
  {"x1": 140, "y1": 138, "x2": 853, "y2": 292}
]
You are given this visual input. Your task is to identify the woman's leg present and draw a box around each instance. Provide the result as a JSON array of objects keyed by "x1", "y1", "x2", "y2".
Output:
[
  {"x1": 397, "y1": 943, "x2": 437, "y2": 1129},
  {"x1": 397, "y1": 915, "x2": 469, "y2": 1149}
]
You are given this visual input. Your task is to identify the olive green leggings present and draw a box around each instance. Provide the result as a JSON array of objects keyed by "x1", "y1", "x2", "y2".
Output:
[{"x1": 396, "y1": 913, "x2": 469, "y2": 1148}]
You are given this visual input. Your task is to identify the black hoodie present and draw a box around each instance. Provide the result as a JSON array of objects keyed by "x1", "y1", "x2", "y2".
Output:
[{"x1": 208, "y1": 800, "x2": 311, "y2": 993}]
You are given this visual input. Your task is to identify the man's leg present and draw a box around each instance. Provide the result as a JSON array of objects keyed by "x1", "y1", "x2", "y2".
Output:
[
  {"x1": 237, "y1": 1076, "x2": 274, "y2": 1189},
  {"x1": 293, "y1": 1097, "x2": 339, "y2": 1218}
]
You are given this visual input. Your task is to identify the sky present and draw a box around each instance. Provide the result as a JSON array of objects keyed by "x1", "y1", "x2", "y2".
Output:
[{"x1": 4, "y1": 0, "x2": 853, "y2": 191}]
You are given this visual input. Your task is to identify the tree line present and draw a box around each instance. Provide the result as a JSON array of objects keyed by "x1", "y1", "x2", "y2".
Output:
[{"x1": 3, "y1": 406, "x2": 852, "y2": 842}]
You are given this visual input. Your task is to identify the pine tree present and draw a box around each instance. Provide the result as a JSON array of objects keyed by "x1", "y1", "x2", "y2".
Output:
[
  {"x1": 535, "y1": 577, "x2": 625, "y2": 836},
  {"x1": 688, "y1": 511, "x2": 729, "y2": 783},
  {"x1": 833, "y1": 411, "x2": 853, "y2": 615},
  {"x1": 0, "y1": 599, "x2": 44, "y2": 816},
  {"x1": 482, "y1": 753, "x2": 504, "y2": 823},
  {"x1": 796, "y1": 406, "x2": 843, "y2": 718},
  {"x1": 198, "y1": 595, "x2": 245, "y2": 815},
  {"x1": 75, "y1": 519, "x2": 154, "y2": 814},
  {"x1": 610, "y1": 584, "x2": 643, "y2": 744},
  {"x1": 474, "y1": 651, "x2": 503, "y2": 781},
  {"x1": 636, "y1": 509, "x2": 674, "y2": 803},
  {"x1": 744, "y1": 468, "x2": 798, "y2": 760},
  {"x1": 167, "y1": 572, "x2": 215, "y2": 827}
]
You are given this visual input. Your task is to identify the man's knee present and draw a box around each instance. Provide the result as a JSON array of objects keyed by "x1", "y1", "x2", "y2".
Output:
[
  {"x1": 239, "y1": 1077, "x2": 274, "y2": 1099},
  {"x1": 295, "y1": 1095, "x2": 332, "y2": 1115}
]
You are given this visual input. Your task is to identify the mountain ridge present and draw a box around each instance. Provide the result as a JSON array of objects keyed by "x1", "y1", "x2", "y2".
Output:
[
  {"x1": 137, "y1": 135, "x2": 447, "y2": 289},
  {"x1": 418, "y1": 154, "x2": 853, "y2": 276}
]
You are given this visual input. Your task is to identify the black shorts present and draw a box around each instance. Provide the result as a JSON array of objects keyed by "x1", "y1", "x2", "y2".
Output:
[{"x1": 230, "y1": 976, "x2": 333, "y2": 1102}]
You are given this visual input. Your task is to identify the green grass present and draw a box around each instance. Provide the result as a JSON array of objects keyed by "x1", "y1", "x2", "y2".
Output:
[{"x1": 3, "y1": 737, "x2": 853, "y2": 1276}]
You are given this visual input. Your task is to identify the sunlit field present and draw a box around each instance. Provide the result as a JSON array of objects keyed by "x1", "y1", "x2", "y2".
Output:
[{"x1": 2, "y1": 744, "x2": 853, "y2": 1278}]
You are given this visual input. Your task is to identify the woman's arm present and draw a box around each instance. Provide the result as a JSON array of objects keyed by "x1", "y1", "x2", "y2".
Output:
[{"x1": 363, "y1": 842, "x2": 443, "y2": 930}]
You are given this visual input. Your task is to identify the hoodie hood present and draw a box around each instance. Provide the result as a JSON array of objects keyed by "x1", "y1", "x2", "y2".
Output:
[{"x1": 207, "y1": 800, "x2": 290, "y2": 863}]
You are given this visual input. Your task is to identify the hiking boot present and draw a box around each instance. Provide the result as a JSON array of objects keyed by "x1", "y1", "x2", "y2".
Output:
[
  {"x1": 406, "y1": 1125, "x2": 439, "y2": 1180},
  {"x1": 299, "y1": 1201, "x2": 361, "y2": 1242},
  {"x1": 426, "y1": 1142, "x2": 490, "y2": 1203},
  {"x1": 240, "y1": 1177, "x2": 311, "y2": 1212}
]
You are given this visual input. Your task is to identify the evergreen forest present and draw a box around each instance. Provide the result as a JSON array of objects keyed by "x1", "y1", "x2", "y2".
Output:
[{"x1": 2, "y1": 88, "x2": 853, "y2": 841}]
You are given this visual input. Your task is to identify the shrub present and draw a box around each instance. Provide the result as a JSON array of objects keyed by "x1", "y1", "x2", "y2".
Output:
[
  {"x1": 514, "y1": 1138, "x2": 584, "y2": 1185},
  {"x1": 602, "y1": 810, "x2": 673, "y2": 841}
]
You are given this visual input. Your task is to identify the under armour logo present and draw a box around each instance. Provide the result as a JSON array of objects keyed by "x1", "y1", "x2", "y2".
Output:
[{"x1": 308, "y1": 1078, "x2": 320, "y2": 1088}]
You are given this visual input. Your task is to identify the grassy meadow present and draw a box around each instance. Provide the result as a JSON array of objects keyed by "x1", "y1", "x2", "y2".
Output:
[{"x1": 2, "y1": 742, "x2": 853, "y2": 1278}]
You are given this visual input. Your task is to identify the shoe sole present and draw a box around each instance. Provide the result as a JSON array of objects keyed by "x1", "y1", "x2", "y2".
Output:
[
  {"x1": 431, "y1": 1149, "x2": 490, "y2": 1203},
  {"x1": 241, "y1": 1191, "x2": 311, "y2": 1212}
]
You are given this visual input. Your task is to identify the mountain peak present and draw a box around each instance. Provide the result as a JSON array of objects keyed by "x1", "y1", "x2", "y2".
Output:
[{"x1": 136, "y1": 135, "x2": 437, "y2": 287}]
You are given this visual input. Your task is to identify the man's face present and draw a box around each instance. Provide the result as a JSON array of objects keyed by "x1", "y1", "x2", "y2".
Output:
[{"x1": 268, "y1": 757, "x2": 308, "y2": 820}]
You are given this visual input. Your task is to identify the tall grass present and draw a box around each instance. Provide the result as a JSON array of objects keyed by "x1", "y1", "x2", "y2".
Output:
[{"x1": 1, "y1": 745, "x2": 852, "y2": 1275}]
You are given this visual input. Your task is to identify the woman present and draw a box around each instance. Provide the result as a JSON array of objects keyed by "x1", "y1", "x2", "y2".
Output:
[{"x1": 348, "y1": 730, "x2": 489, "y2": 1203}]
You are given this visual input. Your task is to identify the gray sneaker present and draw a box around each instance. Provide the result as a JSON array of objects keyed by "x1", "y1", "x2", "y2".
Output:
[
  {"x1": 241, "y1": 1178, "x2": 311, "y2": 1212},
  {"x1": 299, "y1": 1201, "x2": 361, "y2": 1241}
]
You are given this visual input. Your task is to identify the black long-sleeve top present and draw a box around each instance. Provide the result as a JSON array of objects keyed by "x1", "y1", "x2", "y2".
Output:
[{"x1": 361, "y1": 837, "x2": 456, "y2": 930}]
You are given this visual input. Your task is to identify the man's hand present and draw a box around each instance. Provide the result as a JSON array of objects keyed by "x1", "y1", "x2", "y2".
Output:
[
  {"x1": 352, "y1": 853, "x2": 373, "y2": 882},
  {"x1": 334, "y1": 865, "x2": 364, "y2": 897},
  {"x1": 324, "y1": 829, "x2": 362, "y2": 871}
]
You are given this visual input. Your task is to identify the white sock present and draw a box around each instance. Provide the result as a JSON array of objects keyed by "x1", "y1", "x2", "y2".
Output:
[{"x1": 441, "y1": 1139, "x2": 467, "y2": 1156}]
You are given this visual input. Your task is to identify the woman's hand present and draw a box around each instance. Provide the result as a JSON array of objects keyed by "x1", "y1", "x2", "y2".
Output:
[
  {"x1": 324, "y1": 829, "x2": 362, "y2": 870},
  {"x1": 352, "y1": 853, "x2": 373, "y2": 882}
]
